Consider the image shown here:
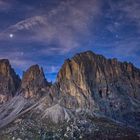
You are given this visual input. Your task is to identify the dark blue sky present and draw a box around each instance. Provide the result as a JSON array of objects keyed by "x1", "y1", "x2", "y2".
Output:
[{"x1": 0, "y1": 0, "x2": 140, "y2": 81}]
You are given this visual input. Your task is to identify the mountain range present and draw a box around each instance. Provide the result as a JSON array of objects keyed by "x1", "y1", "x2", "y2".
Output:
[{"x1": 0, "y1": 51, "x2": 140, "y2": 140}]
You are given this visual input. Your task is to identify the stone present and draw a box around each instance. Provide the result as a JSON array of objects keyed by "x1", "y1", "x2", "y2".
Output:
[
  {"x1": 57, "y1": 51, "x2": 140, "y2": 127},
  {"x1": 21, "y1": 64, "x2": 49, "y2": 99},
  {"x1": 0, "y1": 59, "x2": 21, "y2": 104}
]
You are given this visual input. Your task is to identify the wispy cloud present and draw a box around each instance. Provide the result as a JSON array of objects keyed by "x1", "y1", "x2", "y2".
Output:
[
  {"x1": 0, "y1": 0, "x2": 101, "y2": 54},
  {"x1": 117, "y1": 0, "x2": 140, "y2": 27},
  {"x1": 106, "y1": 0, "x2": 140, "y2": 33},
  {"x1": 0, "y1": 0, "x2": 14, "y2": 11}
]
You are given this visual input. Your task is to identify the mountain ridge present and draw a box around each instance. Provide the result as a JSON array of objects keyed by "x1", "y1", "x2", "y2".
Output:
[{"x1": 0, "y1": 50, "x2": 140, "y2": 139}]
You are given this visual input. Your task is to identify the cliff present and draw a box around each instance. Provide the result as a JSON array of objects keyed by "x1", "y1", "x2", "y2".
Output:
[
  {"x1": 21, "y1": 64, "x2": 49, "y2": 99},
  {"x1": 0, "y1": 59, "x2": 21, "y2": 104},
  {"x1": 57, "y1": 51, "x2": 140, "y2": 125}
]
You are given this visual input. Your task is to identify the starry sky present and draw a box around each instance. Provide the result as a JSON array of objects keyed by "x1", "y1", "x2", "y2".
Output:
[{"x1": 0, "y1": 0, "x2": 140, "y2": 81}]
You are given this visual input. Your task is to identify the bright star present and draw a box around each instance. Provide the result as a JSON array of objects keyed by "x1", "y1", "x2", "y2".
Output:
[{"x1": 9, "y1": 34, "x2": 14, "y2": 38}]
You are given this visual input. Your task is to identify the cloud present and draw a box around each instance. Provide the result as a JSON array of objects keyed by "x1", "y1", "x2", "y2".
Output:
[
  {"x1": 0, "y1": 51, "x2": 33, "y2": 68},
  {"x1": 92, "y1": 35, "x2": 140, "y2": 68},
  {"x1": 0, "y1": 0, "x2": 101, "y2": 54},
  {"x1": 106, "y1": 0, "x2": 140, "y2": 33},
  {"x1": 0, "y1": 0, "x2": 13, "y2": 11},
  {"x1": 117, "y1": 0, "x2": 140, "y2": 26},
  {"x1": 0, "y1": 0, "x2": 16, "y2": 13}
]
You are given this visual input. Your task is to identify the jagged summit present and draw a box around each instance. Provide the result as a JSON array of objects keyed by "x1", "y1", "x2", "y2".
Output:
[
  {"x1": 22, "y1": 64, "x2": 47, "y2": 88},
  {"x1": 0, "y1": 59, "x2": 21, "y2": 104},
  {"x1": 21, "y1": 64, "x2": 50, "y2": 99},
  {"x1": 57, "y1": 50, "x2": 140, "y2": 124},
  {"x1": 58, "y1": 50, "x2": 140, "y2": 84},
  {"x1": 0, "y1": 51, "x2": 140, "y2": 139},
  {"x1": 0, "y1": 59, "x2": 10, "y2": 64},
  {"x1": 0, "y1": 59, "x2": 14, "y2": 76}
]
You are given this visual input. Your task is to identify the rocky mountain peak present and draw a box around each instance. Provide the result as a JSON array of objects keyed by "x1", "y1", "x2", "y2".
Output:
[
  {"x1": 57, "y1": 51, "x2": 140, "y2": 118},
  {"x1": 58, "y1": 51, "x2": 140, "y2": 83},
  {"x1": 21, "y1": 64, "x2": 49, "y2": 99},
  {"x1": 22, "y1": 65, "x2": 45, "y2": 86},
  {"x1": 0, "y1": 59, "x2": 21, "y2": 104},
  {"x1": 0, "y1": 59, "x2": 11, "y2": 76}
]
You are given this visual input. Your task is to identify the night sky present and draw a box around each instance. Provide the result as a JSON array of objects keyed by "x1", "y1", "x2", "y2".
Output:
[{"x1": 0, "y1": 0, "x2": 140, "y2": 81}]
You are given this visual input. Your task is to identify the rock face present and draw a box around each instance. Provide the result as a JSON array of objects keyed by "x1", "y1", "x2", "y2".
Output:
[
  {"x1": 0, "y1": 51, "x2": 140, "y2": 139},
  {"x1": 57, "y1": 51, "x2": 140, "y2": 127},
  {"x1": 0, "y1": 59, "x2": 21, "y2": 104},
  {"x1": 21, "y1": 65, "x2": 49, "y2": 99},
  {"x1": 41, "y1": 104, "x2": 71, "y2": 123}
]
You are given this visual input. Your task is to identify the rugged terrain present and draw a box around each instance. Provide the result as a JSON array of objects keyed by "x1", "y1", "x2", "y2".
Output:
[
  {"x1": 0, "y1": 59, "x2": 20, "y2": 104},
  {"x1": 0, "y1": 51, "x2": 140, "y2": 140}
]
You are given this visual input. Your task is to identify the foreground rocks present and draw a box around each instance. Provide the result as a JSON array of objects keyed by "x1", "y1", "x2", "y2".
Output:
[
  {"x1": 0, "y1": 111, "x2": 139, "y2": 140},
  {"x1": 0, "y1": 51, "x2": 140, "y2": 139}
]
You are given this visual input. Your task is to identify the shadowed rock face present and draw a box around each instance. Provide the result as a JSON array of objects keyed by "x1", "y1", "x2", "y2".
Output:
[
  {"x1": 21, "y1": 64, "x2": 49, "y2": 99},
  {"x1": 0, "y1": 59, "x2": 21, "y2": 104},
  {"x1": 57, "y1": 51, "x2": 140, "y2": 127}
]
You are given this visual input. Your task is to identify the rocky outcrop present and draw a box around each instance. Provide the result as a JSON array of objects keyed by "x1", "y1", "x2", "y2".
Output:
[
  {"x1": 21, "y1": 65, "x2": 50, "y2": 99},
  {"x1": 41, "y1": 104, "x2": 71, "y2": 123},
  {"x1": 57, "y1": 51, "x2": 140, "y2": 127},
  {"x1": 0, "y1": 59, "x2": 21, "y2": 104}
]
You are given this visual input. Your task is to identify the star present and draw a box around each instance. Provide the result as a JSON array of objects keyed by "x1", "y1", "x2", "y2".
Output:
[{"x1": 9, "y1": 34, "x2": 14, "y2": 38}]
